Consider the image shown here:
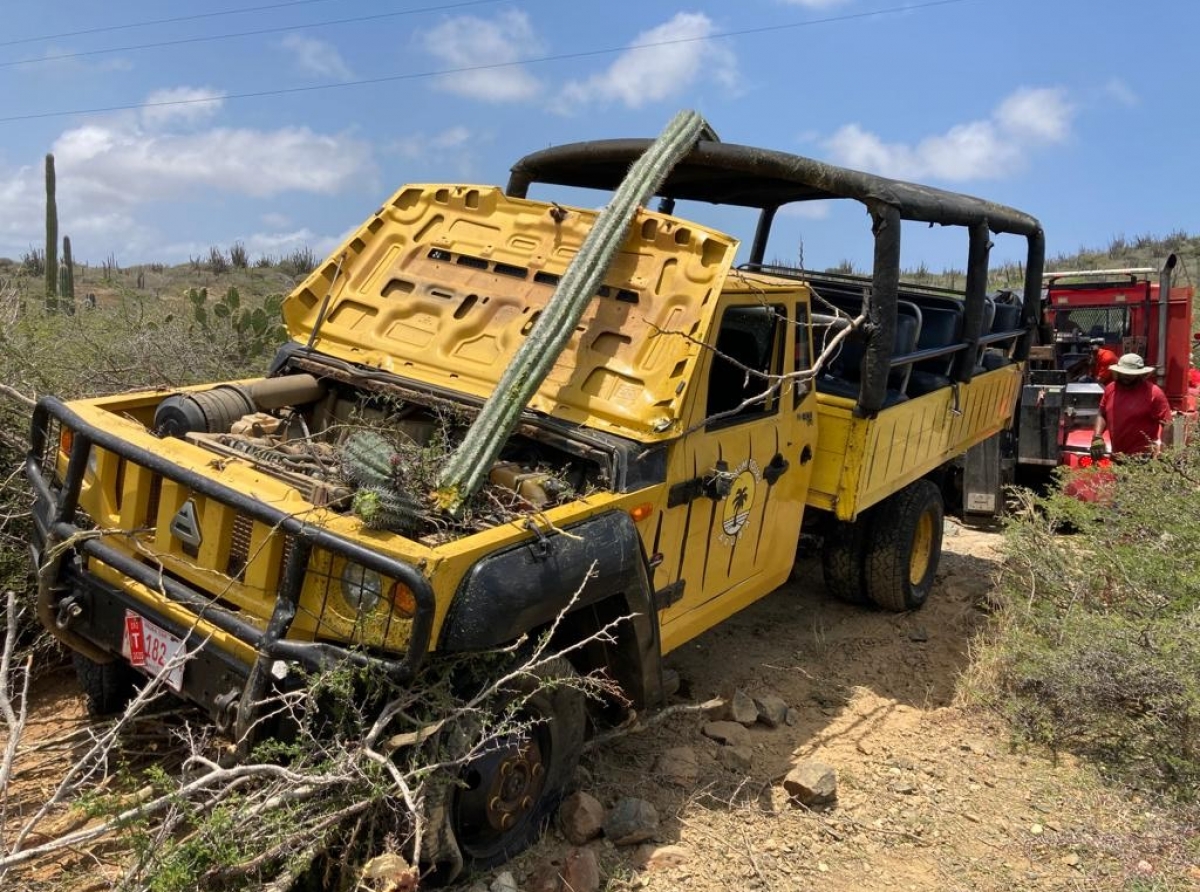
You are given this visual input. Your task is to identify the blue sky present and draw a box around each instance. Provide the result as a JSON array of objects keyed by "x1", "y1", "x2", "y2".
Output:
[{"x1": 0, "y1": 0, "x2": 1194, "y2": 273}]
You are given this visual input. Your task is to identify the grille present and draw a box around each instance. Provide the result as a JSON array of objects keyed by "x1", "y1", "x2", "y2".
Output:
[
  {"x1": 144, "y1": 474, "x2": 162, "y2": 529},
  {"x1": 226, "y1": 514, "x2": 253, "y2": 581}
]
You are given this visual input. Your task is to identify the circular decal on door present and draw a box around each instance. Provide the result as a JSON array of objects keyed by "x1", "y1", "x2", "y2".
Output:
[{"x1": 719, "y1": 459, "x2": 761, "y2": 545}]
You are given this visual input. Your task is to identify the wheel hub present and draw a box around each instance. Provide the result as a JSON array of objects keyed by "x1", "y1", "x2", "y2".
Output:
[{"x1": 909, "y1": 509, "x2": 934, "y2": 585}]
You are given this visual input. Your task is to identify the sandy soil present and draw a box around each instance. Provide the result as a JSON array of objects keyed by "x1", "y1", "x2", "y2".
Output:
[{"x1": 4, "y1": 522, "x2": 1197, "y2": 891}]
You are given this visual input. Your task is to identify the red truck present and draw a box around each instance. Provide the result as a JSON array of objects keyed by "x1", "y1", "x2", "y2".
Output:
[{"x1": 1019, "y1": 255, "x2": 1196, "y2": 469}]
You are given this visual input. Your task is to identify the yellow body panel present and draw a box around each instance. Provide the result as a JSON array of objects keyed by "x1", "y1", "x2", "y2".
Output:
[{"x1": 807, "y1": 364, "x2": 1023, "y2": 520}]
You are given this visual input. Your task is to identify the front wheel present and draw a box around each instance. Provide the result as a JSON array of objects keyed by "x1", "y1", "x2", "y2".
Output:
[
  {"x1": 865, "y1": 480, "x2": 944, "y2": 611},
  {"x1": 72, "y1": 651, "x2": 138, "y2": 717},
  {"x1": 424, "y1": 656, "x2": 586, "y2": 881}
]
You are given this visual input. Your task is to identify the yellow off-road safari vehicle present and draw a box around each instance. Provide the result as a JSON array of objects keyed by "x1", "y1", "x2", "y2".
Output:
[{"x1": 28, "y1": 132, "x2": 1043, "y2": 876}]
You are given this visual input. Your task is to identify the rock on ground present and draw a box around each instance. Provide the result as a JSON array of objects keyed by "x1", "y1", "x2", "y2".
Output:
[
  {"x1": 558, "y1": 791, "x2": 604, "y2": 845},
  {"x1": 784, "y1": 760, "x2": 838, "y2": 807},
  {"x1": 603, "y1": 797, "x2": 659, "y2": 846}
]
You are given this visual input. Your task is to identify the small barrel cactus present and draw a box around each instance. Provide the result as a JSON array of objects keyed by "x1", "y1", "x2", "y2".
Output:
[
  {"x1": 342, "y1": 431, "x2": 396, "y2": 489},
  {"x1": 352, "y1": 485, "x2": 423, "y2": 532}
]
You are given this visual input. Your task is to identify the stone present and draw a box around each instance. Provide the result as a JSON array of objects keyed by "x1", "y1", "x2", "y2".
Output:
[
  {"x1": 558, "y1": 791, "x2": 605, "y2": 845},
  {"x1": 603, "y1": 797, "x2": 659, "y2": 846},
  {"x1": 709, "y1": 689, "x2": 758, "y2": 725},
  {"x1": 754, "y1": 694, "x2": 789, "y2": 728},
  {"x1": 655, "y1": 746, "x2": 700, "y2": 786},
  {"x1": 783, "y1": 761, "x2": 838, "y2": 807},
  {"x1": 633, "y1": 844, "x2": 692, "y2": 872},
  {"x1": 561, "y1": 847, "x2": 601, "y2": 892},
  {"x1": 490, "y1": 871, "x2": 519, "y2": 892},
  {"x1": 702, "y1": 720, "x2": 752, "y2": 747},
  {"x1": 525, "y1": 862, "x2": 563, "y2": 892},
  {"x1": 908, "y1": 626, "x2": 929, "y2": 642},
  {"x1": 889, "y1": 779, "x2": 918, "y2": 795},
  {"x1": 784, "y1": 707, "x2": 800, "y2": 727},
  {"x1": 717, "y1": 744, "x2": 753, "y2": 774}
]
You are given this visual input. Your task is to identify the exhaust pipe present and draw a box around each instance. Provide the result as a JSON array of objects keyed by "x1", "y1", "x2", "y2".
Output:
[{"x1": 1158, "y1": 254, "x2": 1176, "y2": 389}]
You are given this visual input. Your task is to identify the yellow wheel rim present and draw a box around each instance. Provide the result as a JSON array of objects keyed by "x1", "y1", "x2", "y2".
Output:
[{"x1": 909, "y1": 509, "x2": 934, "y2": 586}]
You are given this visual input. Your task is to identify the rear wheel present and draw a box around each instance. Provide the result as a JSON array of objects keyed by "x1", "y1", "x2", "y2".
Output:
[
  {"x1": 821, "y1": 513, "x2": 873, "y2": 604},
  {"x1": 72, "y1": 651, "x2": 138, "y2": 717},
  {"x1": 424, "y1": 656, "x2": 586, "y2": 882},
  {"x1": 865, "y1": 480, "x2": 944, "y2": 611}
]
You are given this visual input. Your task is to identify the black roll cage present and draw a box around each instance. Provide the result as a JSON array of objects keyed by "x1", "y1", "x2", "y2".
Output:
[{"x1": 507, "y1": 138, "x2": 1045, "y2": 417}]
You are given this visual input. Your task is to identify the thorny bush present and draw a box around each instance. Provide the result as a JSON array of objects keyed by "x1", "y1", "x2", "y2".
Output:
[{"x1": 977, "y1": 445, "x2": 1200, "y2": 798}]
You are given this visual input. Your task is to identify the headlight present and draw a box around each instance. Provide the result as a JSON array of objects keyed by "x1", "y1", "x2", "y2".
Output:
[{"x1": 340, "y1": 563, "x2": 382, "y2": 614}]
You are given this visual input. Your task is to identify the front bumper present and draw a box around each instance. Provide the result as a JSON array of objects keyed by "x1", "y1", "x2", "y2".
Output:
[{"x1": 27, "y1": 396, "x2": 436, "y2": 742}]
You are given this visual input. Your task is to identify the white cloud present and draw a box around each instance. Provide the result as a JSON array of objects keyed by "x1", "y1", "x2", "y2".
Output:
[
  {"x1": 280, "y1": 34, "x2": 354, "y2": 81},
  {"x1": 261, "y1": 212, "x2": 292, "y2": 229},
  {"x1": 1104, "y1": 77, "x2": 1139, "y2": 108},
  {"x1": 53, "y1": 120, "x2": 372, "y2": 202},
  {"x1": 388, "y1": 126, "x2": 472, "y2": 160},
  {"x1": 420, "y1": 10, "x2": 542, "y2": 102},
  {"x1": 823, "y1": 86, "x2": 1073, "y2": 181},
  {"x1": 557, "y1": 13, "x2": 739, "y2": 111},
  {"x1": 141, "y1": 87, "x2": 225, "y2": 128},
  {"x1": 994, "y1": 87, "x2": 1072, "y2": 143},
  {"x1": 0, "y1": 86, "x2": 373, "y2": 262},
  {"x1": 779, "y1": 201, "x2": 832, "y2": 220}
]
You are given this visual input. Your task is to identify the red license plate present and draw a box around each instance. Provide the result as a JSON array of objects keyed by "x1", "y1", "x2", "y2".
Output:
[{"x1": 121, "y1": 610, "x2": 185, "y2": 692}]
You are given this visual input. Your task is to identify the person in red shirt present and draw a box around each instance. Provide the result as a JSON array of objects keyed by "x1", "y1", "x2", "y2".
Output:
[
  {"x1": 1092, "y1": 353, "x2": 1172, "y2": 458},
  {"x1": 1090, "y1": 339, "x2": 1119, "y2": 384}
]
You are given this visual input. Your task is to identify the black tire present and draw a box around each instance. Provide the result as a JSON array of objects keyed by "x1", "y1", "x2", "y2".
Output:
[
  {"x1": 821, "y1": 513, "x2": 873, "y2": 604},
  {"x1": 426, "y1": 656, "x2": 586, "y2": 881},
  {"x1": 72, "y1": 651, "x2": 138, "y2": 717},
  {"x1": 865, "y1": 479, "x2": 944, "y2": 611}
]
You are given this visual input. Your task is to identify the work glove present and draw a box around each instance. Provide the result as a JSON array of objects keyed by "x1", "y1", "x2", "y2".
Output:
[{"x1": 1090, "y1": 436, "x2": 1106, "y2": 461}]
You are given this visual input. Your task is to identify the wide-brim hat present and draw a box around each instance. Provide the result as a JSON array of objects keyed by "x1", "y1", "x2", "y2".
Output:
[{"x1": 1110, "y1": 353, "x2": 1155, "y2": 377}]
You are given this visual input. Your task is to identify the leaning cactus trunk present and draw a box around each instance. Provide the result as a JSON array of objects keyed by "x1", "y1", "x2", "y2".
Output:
[{"x1": 434, "y1": 109, "x2": 711, "y2": 515}]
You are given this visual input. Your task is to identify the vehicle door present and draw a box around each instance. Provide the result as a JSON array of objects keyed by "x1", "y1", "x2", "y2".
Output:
[{"x1": 653, "y1": 295, "x2": 818, "y2": 648}]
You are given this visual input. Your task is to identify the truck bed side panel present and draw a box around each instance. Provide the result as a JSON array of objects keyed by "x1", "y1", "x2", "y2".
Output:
[{"x1": 807, "y1": 365, "x2": 1022, "y2": 520}]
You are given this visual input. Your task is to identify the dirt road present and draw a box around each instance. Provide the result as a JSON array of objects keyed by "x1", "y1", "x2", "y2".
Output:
[{"x1": 513, "y1": 521, "x2": 1196, "y2": 892}]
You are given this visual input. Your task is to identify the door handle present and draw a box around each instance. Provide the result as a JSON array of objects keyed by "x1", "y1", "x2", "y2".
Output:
[{"x1": 763, "y1": 453, "x2": 789, "y2": 485}]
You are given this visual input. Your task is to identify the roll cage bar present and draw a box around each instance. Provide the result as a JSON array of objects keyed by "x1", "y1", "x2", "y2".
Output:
[{"x1": 507, "y1": 138, "x2": 1045, "y2": 417}]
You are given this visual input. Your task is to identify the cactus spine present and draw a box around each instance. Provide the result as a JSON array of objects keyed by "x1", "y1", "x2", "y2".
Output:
[
  {"x1": 61, "y1": 235, "x2": 75, "y2": 308},
  {"x1": 434, "y1": 109, "x2": 711, "y2": 514},
  {"x1": 45, "y1": 154, "x2": 58, "y2": 311}
]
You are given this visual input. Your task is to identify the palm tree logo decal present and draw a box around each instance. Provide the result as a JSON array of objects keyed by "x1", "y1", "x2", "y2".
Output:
[
  {"x1": 721, "y1": 465, "x2": 759, "y2": 539},
  {"x1": 732, "y1": 486, "x2": 749, "y2": 514}
]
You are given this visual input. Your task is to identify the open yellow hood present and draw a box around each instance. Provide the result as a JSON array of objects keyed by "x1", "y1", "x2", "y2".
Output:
[{"x1": 282, "y1": 184, "x2": 738, "y2": 442}]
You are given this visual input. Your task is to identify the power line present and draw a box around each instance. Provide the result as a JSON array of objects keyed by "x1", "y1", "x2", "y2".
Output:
[
  {"x1": 0, "y1": 0, "x2": 346, "y2": 49},
  {"x1": 1, "y1": 0, "x2": 512, "y2": 69},
  {"x1": 0, "y1": 0, "x2": 979, "y2": 123}
]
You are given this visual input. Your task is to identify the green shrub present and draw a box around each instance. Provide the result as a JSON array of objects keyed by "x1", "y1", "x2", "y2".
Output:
[{"x1": 977, "y1": 450, "x2": 1200, "y2": 797}]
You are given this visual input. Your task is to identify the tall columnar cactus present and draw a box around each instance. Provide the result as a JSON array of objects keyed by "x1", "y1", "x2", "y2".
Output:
[
  {"x1": 434, "y1": 109, "x2": 711, "y2": 514},
  {"x1": 44, "y1": 154, "x2": 58, "y2": 311},
  {"x1": 61, "y1": 235, "x2": 75, "y2": 308}
]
